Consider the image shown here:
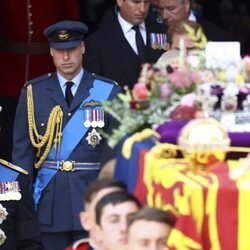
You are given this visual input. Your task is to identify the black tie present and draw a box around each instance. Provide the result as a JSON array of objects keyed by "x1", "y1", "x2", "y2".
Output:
[
  {"x1": 65, "y1": 81, "x2": 74, "y2": 107},
  {"x1": 132, "y1": 25, "x2": 146, "y2": 61}
]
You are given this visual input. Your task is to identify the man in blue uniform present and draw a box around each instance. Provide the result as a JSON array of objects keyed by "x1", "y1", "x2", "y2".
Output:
[
  {"x1": 0, "y1": 159, "x2": 43, "y2": 249},
  {"x1": 12, "y1": 20, "x2": 121, "y2": 250}
]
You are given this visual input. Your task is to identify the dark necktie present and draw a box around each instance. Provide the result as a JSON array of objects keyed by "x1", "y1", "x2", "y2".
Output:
[
  {"x1": 65, "y1": 81, "x2": 74, "y2": 107},
  {"x1": 132, "y1": 25, "x2": 146, "y2": 61}
]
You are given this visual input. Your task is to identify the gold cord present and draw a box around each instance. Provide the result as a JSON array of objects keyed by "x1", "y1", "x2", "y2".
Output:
[{"x1": 27, "y1": 85, "x2": 63, "y2": 169}]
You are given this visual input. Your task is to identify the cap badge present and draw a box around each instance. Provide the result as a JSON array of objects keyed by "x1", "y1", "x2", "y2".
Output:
[
  {"x1": 86, "y1": 129, "x2": 102, "y2": 148},
  {"x1": 58, "y1": 30, "x2": 69, "y2": 40}
]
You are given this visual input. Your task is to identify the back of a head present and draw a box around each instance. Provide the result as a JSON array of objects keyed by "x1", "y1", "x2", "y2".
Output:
[
  {"x1": 84, "y1": 178, "x2": 127, "y2": 205},
  {"x1": 128, "y1": 207, "x2": 175, "y2": 229},
  {"x1": 167, "y1": 19, "x2": 202, "y2": 45},
  {"x1": 95, "y1": 191, "x2": 141, "y2": 225}
]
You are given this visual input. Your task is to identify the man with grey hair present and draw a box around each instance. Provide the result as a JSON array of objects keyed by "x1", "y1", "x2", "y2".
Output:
[{"x1": 158, "y1": 0, "x2": 232, "y2": 41}]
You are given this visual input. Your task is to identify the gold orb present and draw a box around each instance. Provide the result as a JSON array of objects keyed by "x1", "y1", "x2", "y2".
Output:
[{"x1": 178, "y1": 118, "x2": 231, "y2": 168}]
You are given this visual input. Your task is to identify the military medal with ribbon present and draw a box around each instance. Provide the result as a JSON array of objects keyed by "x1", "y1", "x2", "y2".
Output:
[
  {"x1": 150, "y1": 33, "x2": 167, "y2": 50},
  {"x1": 83, "y1": 100, "x2": 105, "y2": 128},
  {"x1": 0, "y1": 181, "x2": 22, "y2": 201},
  {"x1": 0, "y1": 203, "x2": 8, "y2": 246}
]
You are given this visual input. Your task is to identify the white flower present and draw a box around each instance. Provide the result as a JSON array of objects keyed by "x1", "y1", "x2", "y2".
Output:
[{"x1": 0, "y1": 228, "x2": 6, "y2": 246}]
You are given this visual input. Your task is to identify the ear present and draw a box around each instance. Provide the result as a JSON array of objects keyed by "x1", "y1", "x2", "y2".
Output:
[
  {"x1": 50, "y1": 48, "x2": 54, "y2": 56},
  {"x1": 184, "y1": 0, "x2": 191, "y2": 13},
  {"x1": 81, "y1": 42, "x2": 85, "y2": 55},
  {"x1": 79, "y1": 211, "x2": 90, "y2": 231},
  {"x1": 166, "y1": 43, "x2": 171, "y2": 51},
  {"x1": 116, "y1": 0, "x2": 122, "y2": 8}
]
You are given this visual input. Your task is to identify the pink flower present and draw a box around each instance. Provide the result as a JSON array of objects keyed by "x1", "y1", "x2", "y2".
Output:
[
  {"x1": 132, "y1": 82, "x2": 150, "y2": 101},
  {"x1": 160, "y1": 83, "x2": 171, "y2": 99},
  {"x1": 180, "y1": 92, "x2": 196, "y2": 107},
  {"x1": 168, "y1": 70, "x2": 193, "y2": 88}
]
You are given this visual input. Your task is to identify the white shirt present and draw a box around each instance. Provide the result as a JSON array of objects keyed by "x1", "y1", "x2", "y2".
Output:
[
  {"x1": 188, "y1": 11, "x2": 197, "y2": 22},
  {"x1": 57, "y1": 68, "x2": 84, "y2": 96},
  {"x1": 117, "y1": 12, "x2": 146, "y2": 55}
]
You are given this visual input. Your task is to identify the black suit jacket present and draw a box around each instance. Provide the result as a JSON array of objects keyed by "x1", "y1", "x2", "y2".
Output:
[
  {"x1": 83, "y1": 11, "x2": 167, "y2": 89},
  {"x1": 197, "y1": 16, "x2": 233, "y2": 42}
]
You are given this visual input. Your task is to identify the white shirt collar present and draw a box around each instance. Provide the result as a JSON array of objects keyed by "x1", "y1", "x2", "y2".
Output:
[
  {"x1": 117, "y1": 12, "x2": 146, "y2": 34},
  {"x1": 188, "y1": 11, "x2": 197, "y2": 22},
  {"x1": 57, "y1": 68, "x2": 83, "y2": 89}
]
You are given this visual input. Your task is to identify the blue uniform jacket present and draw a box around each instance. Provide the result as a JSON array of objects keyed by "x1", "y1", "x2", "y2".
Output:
[
  {"x1": 12, "y1": 70, "x2": 120, "y2": 232},
  {"x1": 0, "y1": 163, "x2": 42, "y2": 249}
]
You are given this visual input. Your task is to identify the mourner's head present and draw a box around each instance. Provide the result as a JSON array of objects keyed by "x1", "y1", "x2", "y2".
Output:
[
  {"x1": 95, "y1": 191, "x2": 141, "y2": 250},
  {"x1": 158, "y1": 0, "x2": 191, "y2": 25},
  {"x1": 44, "y1": 20, "x2": 88, "y2": 80},
  {"x1": 117, "y1": 0, "x2": 151, "y2": 25}
]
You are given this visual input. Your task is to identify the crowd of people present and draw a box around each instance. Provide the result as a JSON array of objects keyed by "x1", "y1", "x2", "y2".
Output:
[{"x1": 0, "y1": 0, "x2": 249, "y2": 249}]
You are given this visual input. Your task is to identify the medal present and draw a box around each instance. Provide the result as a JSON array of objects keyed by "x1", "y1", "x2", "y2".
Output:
[
  {"x1": 0, "y1": 181, "x2": 22, "y2": 201},
  {"x1": 84, "y1": 109, "x2": 91, "y2": 128},
  {"x1": 83, "y1": 101, "x2": 105, "y2": 128},
  {"x1": 150, "y1": 33, "x2": 167, "y2": 50},
  {"x1": 86, "y1": 129, "x2": 102, "y2": 148},
  {"x1": 97, "y1": 109, "x2": 105, "y2": 128},
  {"x1": 0, "y1": 228, "x2": 6, "y2": 246},
  {"x1": 0, "y1": 204, "x2": 8, "y2": 224}
]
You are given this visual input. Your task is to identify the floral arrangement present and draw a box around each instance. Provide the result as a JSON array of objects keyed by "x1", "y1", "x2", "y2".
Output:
[
  {"x1": 101, "y1": 21, "x2": 250, "y2": 148},
  {"x1": 102, "y1": 60, "x2": 205, "y2": 148}
]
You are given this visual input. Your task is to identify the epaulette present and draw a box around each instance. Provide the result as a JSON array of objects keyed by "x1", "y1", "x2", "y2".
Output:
[
  {"x1": 91, "y1": 73, "x2": 119, "y2": 86},
  {"x1": 0, "y1": 159, "x2": 28, "y2": 175},
  {"x1": 24, "y1": 72, "x2": 53, "y2": 87}
]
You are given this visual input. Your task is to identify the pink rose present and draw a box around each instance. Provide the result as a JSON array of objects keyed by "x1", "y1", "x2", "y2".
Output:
[
  {"x1": 168, "y1": 70, "x2": 193, "y2": 88},
  {"x1": 132, "y1": 82, "x2": 150, "y2": 101},
  {"x1": 180, "y1": 92, "x2": 196, "y2": 107},
  {"x1": 160, "y1": 83, "x2": 171, "y2": 99}
]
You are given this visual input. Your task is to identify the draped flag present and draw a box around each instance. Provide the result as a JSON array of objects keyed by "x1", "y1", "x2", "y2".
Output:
[{"x1": 143, "y1": 146, "x2": 250, "y2": 250}]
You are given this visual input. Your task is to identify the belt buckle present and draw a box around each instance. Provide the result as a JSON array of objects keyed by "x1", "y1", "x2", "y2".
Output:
[{"x1": 61, "y1": 161, "x2": 75, "y2": 171}]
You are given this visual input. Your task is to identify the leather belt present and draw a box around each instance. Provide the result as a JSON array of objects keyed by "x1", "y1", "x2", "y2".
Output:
[
  {"x1": 0, "y1": 38, "x2": 49, "y2": 54},
  {"x1": 41, "y1": 160, "x2": 101, "y2": 172}
]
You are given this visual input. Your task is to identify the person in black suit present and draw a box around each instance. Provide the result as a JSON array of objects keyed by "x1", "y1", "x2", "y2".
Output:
[
  {"x1": 12, "y1": 20, "x2": 121, "y2": 250},
  {"x1": 158, "y1": 0, "x2": 232, "y2": 41},
  {"x1": 83, "y1": 0, "x2": 168, "y2": 89},
  {"x1": 0, "y1": 159, "x2": 42, "y2": 250}
]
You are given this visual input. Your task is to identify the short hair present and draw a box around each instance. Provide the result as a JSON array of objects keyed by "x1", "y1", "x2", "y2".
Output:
[
  {"x1": 167, "y1": 20, "x2": 203, "y2": 45},
  {"x1": 84, "y1": 178, "x2": 127, "y2": 204},
  {"x1": 95, "y1": 191, "x2": 141, "y2": 225},
  {"x1": 128, "y1": 207, "x2": 176, "y2": 228}
]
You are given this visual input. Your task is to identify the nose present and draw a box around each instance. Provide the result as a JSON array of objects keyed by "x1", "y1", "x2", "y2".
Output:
[
  {"x1": 138, "y1": 2, "x2": 147, "y2": 13},
  {"x1": 120, "y1": 217, "x2": 128, "y2": 233},
  {"x1": 62, "y1": 49, "x2": 70, "y2": 60},
  {"x1": 161, "y1": 9, "x2": 170, "y2": 23}
]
